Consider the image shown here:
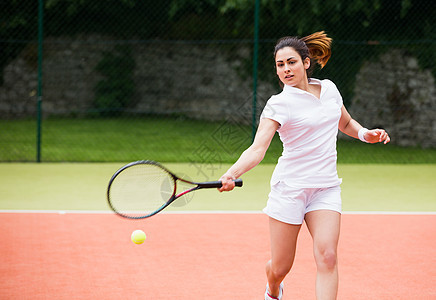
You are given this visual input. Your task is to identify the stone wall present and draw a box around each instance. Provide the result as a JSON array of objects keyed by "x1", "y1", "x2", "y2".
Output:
[
  {"x1": 0, "y1": 36, "x2": 434, "y2": 147},
  {"x1": 0, "y1": 35, "x2": 275, "y2": 124},
  {"x1": 349, "y1": 49, "x2": 435, "y2": 148},
  {"x1": 132, "y1": 42, "x2": 274, "y2": 123}
]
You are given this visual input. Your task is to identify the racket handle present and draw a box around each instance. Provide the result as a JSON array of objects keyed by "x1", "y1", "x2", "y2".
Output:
[
  {"x1": 198, "y1": 178, "x2": 243, "y2": 188},
  {"x1": 233, "y1": 178, "x2": 243, "y2": 187}
]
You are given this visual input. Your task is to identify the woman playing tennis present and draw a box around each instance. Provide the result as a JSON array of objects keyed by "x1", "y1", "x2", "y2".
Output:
[{"x1": 219, "y1": 31, "x2": 390, "y2": 300}]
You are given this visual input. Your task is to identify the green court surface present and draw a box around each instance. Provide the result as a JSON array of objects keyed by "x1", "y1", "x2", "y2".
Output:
[{"x1": 0, "y1": 163, "x2": 435, "y2": 212}]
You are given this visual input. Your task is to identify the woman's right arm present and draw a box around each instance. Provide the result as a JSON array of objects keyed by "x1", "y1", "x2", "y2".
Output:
[{"x1": 219, "y1": 118, "x2": 280, "y2": 192}]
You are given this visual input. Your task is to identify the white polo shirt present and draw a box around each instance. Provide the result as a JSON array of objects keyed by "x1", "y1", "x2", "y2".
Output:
[{"x1": 261, "y1": 78, "x2": 343, "y2": 188}]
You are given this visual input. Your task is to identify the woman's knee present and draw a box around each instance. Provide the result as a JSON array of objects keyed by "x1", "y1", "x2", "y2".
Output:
[
  {"x1": 314, "y1": 247, "x2": 337, "y2": 271},
  {"x1": 267, "y1": 260, "x2": 292, "y2": 279}
]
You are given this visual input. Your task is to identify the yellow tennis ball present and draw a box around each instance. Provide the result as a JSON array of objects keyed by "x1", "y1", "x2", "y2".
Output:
[{"x1": 131, "y1": 230, "x2": 146, "y2": 244}]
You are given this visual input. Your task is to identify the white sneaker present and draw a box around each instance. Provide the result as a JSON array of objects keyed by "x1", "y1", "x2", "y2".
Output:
[{"x1": 264, "y1": 282, "x2": 283, "y2": 300}]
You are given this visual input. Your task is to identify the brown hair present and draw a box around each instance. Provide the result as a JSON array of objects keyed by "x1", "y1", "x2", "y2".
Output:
[{"x1": 274, "y1": 31, "x2": 332, "y2": 78}]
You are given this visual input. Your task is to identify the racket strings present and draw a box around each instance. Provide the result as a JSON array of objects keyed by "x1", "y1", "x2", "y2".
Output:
[{"x1": 108, "y1": 164, "x2": 175, "y2": 218}]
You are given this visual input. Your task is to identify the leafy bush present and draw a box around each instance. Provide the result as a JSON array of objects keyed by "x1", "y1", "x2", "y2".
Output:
[{"x1": 93, "y1": 45, "x2": 135, "y2": 116}]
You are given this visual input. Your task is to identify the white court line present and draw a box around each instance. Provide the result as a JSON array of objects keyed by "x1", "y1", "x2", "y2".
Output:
[
  {"x1": 344, "y1": 211, "x2": 436, "y2": 215},
  {"x1": 0, "y1": 210, "x2": 435, "y2": 215}
]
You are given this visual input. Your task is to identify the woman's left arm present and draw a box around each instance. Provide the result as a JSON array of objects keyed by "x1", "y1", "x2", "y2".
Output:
[{"x1": 338, "y1": 105, "x2": 390, "y2": 144}]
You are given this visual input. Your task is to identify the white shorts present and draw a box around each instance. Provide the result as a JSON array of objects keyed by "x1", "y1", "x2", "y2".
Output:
[{"x1": 263, "y1": 182, "x2": 342, "y2": 225}]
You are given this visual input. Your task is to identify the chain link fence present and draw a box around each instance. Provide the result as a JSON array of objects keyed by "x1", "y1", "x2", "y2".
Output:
[{"x1": 1, "y1": 0, "x2": 435, "y2": 164}]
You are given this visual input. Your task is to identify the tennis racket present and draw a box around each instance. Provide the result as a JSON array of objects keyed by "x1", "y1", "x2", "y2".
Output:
[{"x1": 107, "y1": 160, "x2": 243, "y2": 219}]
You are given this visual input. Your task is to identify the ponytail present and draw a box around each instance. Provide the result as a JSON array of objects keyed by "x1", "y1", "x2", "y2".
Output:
[{"x1": 301, "y1": 31, "x2": 332, "y2": 69}]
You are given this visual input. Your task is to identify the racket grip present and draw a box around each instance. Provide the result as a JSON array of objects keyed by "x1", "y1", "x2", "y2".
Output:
[
  {"x1": 199, "y1": 178, "x2": 243, "y2": 188},
  {"x1": 234, "y1": 178, "x2": 243, "y2": 187}
]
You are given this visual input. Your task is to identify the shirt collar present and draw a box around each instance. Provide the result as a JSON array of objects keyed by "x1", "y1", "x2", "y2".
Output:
[{"x1": 283, "y1": 78, "x2": 322, "y2": 95}]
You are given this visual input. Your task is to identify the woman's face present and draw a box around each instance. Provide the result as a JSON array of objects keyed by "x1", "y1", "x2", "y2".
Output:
[{"x1": 275, "y1": 47, "x2": 310, "y2": 89}]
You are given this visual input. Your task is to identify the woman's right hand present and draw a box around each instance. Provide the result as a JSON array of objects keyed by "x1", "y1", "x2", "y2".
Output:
[{"x1": 218, "y1": 174, "x2": 236, "y2": 192}]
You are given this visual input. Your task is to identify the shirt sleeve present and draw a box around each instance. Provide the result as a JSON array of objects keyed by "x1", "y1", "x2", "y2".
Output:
[
  {"x1": 260, "y1": 95, "x2": 288, "y2": 127},
  {"x1": 324, "y1": 79, "x2": 343, "y2": 107}
]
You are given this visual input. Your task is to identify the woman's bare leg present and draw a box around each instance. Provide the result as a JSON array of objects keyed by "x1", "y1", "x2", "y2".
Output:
[
  {"x1": 265, "y1": 217, "x2": 301, "y2": 297},
  {"x1": 305, "y1": 210, "x2": 341, "y2": 300}
]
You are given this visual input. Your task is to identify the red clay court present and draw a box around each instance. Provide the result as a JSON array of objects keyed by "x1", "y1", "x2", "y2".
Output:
[{"x1": 1, "y1": 212, "x2": 435, "y2": 299}]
